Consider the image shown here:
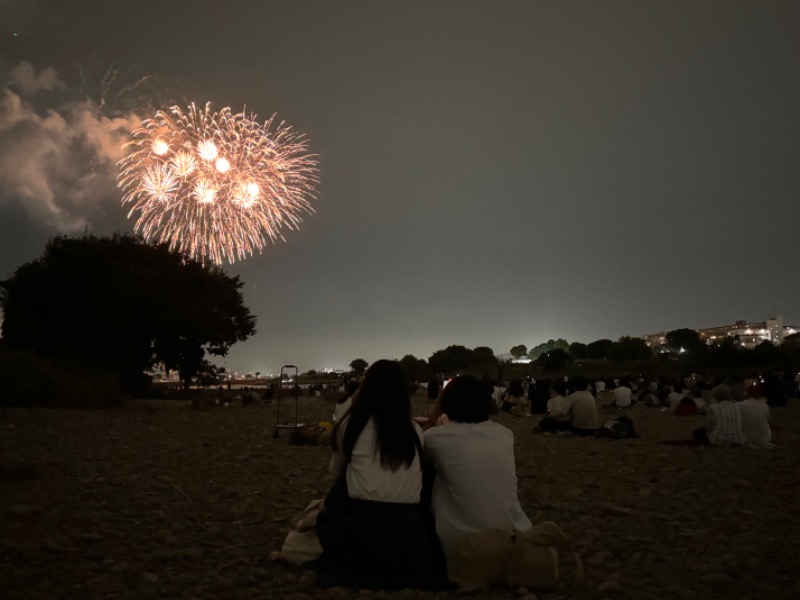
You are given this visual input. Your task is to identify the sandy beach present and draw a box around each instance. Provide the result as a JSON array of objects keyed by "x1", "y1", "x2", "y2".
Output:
[{"x1": 2, "y1": 392, "x2": 799, "y2": 600}]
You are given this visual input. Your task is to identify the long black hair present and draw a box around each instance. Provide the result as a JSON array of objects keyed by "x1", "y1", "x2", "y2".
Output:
[{"x1": 332, "y1": 359, "x2": 421, "y2": 471}]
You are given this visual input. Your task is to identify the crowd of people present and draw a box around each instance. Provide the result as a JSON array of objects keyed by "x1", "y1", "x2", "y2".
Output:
[
  {"x1": 274, "y1": 364, "x2": 796, "y2": 590},
  {"x1": 491, "y1": 370, "x2": 796, "y2": 447}
]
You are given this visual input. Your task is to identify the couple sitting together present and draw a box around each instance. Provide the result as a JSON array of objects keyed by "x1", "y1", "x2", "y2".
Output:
[
  {"x1": 535, "y1": 378, "x2": 599, "y2": 437},
  {"x1": 309, "y1": 360, "x2": 532, "y2": 589}
]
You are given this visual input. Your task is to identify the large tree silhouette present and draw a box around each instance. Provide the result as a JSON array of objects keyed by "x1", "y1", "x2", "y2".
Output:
[
  {"x1": 665, "y1": 328, "x2": 704, "y2": 353},
  {"x1": 0, "y1": 234, "x2": 256, "y2": 392}
]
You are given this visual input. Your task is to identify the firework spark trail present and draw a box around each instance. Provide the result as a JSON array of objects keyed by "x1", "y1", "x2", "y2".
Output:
[{"x1": 117, "y1": 102, "x2": 319, "y2": 264}]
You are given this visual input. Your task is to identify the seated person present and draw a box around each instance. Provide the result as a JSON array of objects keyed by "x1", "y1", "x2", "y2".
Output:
[
  {"x1": 312, "y1": 360, "x2": 448, "y2": 589},
  {"x1": 667, "y1": 381, "x2": 689, "y2": 414},
  {"x1": 500, "y1": 378, "x2": 529, "y2": 416},
  {"x1": 566, "y1": 377, "x2": 598, "y2": 436},
  {"x1": 741, "y1": 385, "x2": 772, "y2": 446},
  {"x1": 693, "y1": 385, "x2": 746, "y2": 446},
  {"x1": 637, "y1": 380, "x2": 661, "y2": 407},
  {"x1": 612, "y1": 379, "x2": 633, "y2": 408},
  {"x1": 536, "y1": 380, "x2": 572, "y2": 432},
  {"x1": 423, "y1": 375, "x2": 532, "y2": 563}
]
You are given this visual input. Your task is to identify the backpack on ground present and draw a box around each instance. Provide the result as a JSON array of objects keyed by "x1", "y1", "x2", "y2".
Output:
[{"x1": 601, "y1": 415, "x2": 640, "y2": 439}]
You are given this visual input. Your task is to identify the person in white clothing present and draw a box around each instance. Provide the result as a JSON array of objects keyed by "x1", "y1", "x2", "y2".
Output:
[
  {"x1": 566, "y1": 376, "x2": 599, "y2": 436},
  {"x1": 313, "y1": 360, "x2": 448, "y2": 590},
  {"x1": 423, "y1": 375, "x2": 532, "y2": 563},
  {"x1": 693, "y1": 385, "x2": 746, "y2": 446},
  {"x1": 741, "y1": 385, "x2": 772, "y2": 446},
  {"x1": 612, "y1": 379, "x2": 632, "y2": 408},
  {"x1": 536, "y1": 380, "x2": 572, "y2": 432}
]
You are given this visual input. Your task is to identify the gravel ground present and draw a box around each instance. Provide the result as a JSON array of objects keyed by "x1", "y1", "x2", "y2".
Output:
[{"x1": 2, "y1": 392, "x2": 799, "y2": 600}]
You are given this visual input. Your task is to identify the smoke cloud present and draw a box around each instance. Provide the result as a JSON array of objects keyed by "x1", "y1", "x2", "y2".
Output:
[{"x1": 0, "y1": 62, "x2": 140, "y2": 231}]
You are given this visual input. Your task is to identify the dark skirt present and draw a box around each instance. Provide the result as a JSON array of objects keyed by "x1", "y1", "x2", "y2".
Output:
[{"x1": 310, "y1": 471, "x2": 451, "y2": 590}]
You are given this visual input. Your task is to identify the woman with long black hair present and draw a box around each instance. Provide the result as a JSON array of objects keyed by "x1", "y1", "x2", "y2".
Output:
[{"x1": 312, "y1": 359, "x2": 449, "y2": 589}]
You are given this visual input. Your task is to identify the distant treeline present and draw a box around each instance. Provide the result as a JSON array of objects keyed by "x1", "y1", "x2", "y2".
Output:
[{"x1": 347, "y1": 331, "x2": 800, "y2": 383}]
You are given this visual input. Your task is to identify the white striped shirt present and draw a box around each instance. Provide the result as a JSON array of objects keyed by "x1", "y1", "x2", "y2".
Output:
[{"x1": 707, "y1": 401, "x2": 746, "y2": 446}]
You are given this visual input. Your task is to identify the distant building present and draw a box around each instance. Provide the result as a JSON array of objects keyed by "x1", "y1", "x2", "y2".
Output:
[
  {"x1": 641, "y1": 332, "x2": 667, "y2": 348},
  {"x1": 784, "y1": 332, "x2": 800, "y2": 349},
  {"x1": 642, "y1": 314, "x2": 798, "y2": 351}
]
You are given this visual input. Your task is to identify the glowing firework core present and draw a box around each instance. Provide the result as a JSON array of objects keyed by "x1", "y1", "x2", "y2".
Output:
[
  {"x1": 197, "y1": 140, "x2": 218, "y2": 161},
  {"x1": 118, "y1": 102, "x2": 319, "y2": 264},
  {"x1": 215, "y1": 157, "x2": 230, "y2": 173},
  {"x1": 152, "y1": 139, "x2": 169, "y2": 155}
]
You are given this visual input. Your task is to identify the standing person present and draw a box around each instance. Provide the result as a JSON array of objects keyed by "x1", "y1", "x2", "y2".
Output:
[
  {"x1": 427, "y1": 376, "x2": 441, "y2": 403},
  {"x1": 423, "y1": 375, "x2": 532, "y2": 563},
  {"x1": 526, "y1": 377, "x2": 536, "y2": 412},
  {"x1": 530, "y1": 378, "x2": 551, "y2": 414},
  {"x1": 313, "y1": 360, "x2": 448, "y2": 589}
]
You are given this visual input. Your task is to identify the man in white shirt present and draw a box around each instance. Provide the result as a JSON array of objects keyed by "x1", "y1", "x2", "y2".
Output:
[
  {"x1": 694, "y1": 385, "x2": 746, "y2": 446},
  {"x1": 612, "y1": 379, "x2": 632, "y2": 408},
  {"x1": 741, "y1": 385, "x2": 772, "y2": 446},
  {"x1": 536, "y1": 380, "x2": 572, "y2": 432},
  {"x1": 566, "y1": 377, "x2": 598, "y2": 436},
  {"x1": 423, "y1": 376, "x2": 531, "y2": 562}
]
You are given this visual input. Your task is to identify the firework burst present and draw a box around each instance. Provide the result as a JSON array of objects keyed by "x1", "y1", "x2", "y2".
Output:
[{"x1": 117, "y1": 102, "x2": 318, "y2": 264}]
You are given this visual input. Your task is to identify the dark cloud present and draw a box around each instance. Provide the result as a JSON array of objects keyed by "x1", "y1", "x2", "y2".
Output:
[{"x1": 0, "y1": 62, "x2": 140, "y2": 231}]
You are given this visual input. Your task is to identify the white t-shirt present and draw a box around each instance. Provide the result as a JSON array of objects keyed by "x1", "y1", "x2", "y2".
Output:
[
  {"x1": 741, "y1": 399, "x2": 772, "y2": 446},
  {"x1": 423, "y1": 420, "x2": 531, "y2": 561},
  {"x1": 547, "y1": 395, "x2": 572, "y2": 421},
  {"x1": 613, "y1": 386, "x2": 632, "y2": 408},
  {"x1": 330, "y1": 416, "x2": 423, "y2": 504},
  {"x1": 566, "y1": 390, "x2": 598, "y2": 430},
  {"x1": 707, "y1": 401, "x2": 746, "y2": 446}
]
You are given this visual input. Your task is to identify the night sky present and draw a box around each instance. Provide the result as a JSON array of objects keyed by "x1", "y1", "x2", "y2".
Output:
[{"x1": 1, "y1": 1, "x2": 799, "y2": 374}]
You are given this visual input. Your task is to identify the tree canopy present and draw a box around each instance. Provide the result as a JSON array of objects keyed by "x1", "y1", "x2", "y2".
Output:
[
  {"x1": 471, "y1": 346, "x2": 498, "y2": 367},
  {"x1": 609, "y1": 336, "x2": 653, "y2": 363},
  {"x1": 349, "y1": 358, "x2": 369, "y2": 376},
  {"x1": 509, "y1": 344, "x2": 528, "y2": 359},
  {"x1": 399, "y1": 354, "x2": 428, "y2": 381},
  {"x1": 0, "y1": 234, "x2": 256, "y2": 392},
  {"x1": 428, "y1": 345, "x2": 473, "y2": 374},
  {"x1": 568, "y1": 342, "x2": 589, "y2": 360},
  {"x1": 586, "y1": 338, "x2": 614, "y2": 360},
  {"x1": 537, "y1": 348, "x2": 571, "y2": 371},
  {"x1": 665, "y1": 328, "x2": 704, "y2": 353},
  {"x1": 528, "y1": 338, "x2": 569, "y2": 360}
]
